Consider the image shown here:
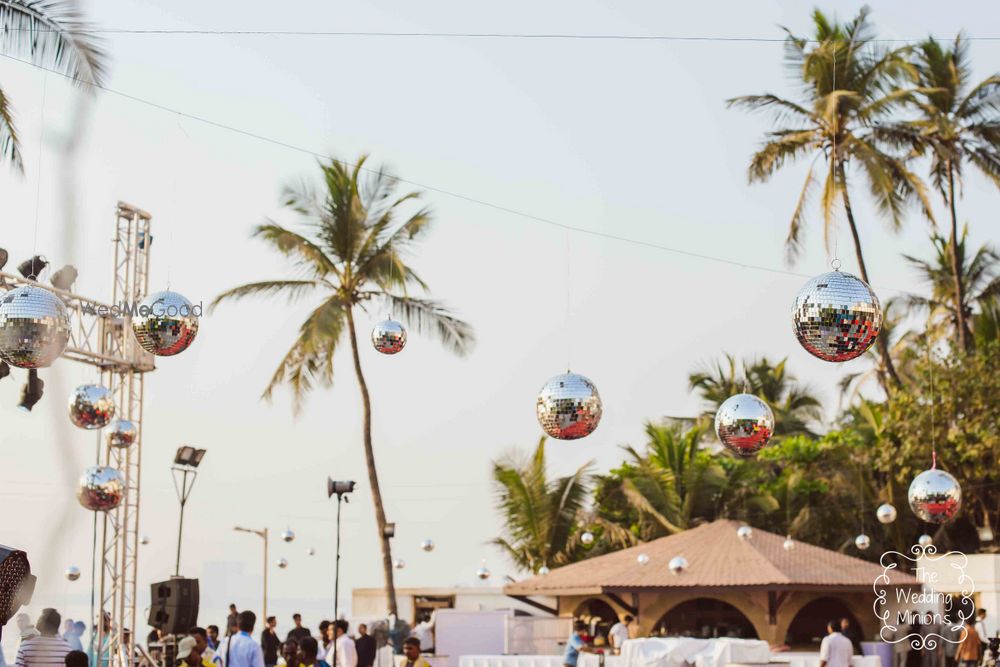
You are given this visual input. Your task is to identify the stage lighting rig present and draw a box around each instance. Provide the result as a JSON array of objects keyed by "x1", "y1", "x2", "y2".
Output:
[{"x1": 18, "y1": 370, "x2": 43, "y2": 412}]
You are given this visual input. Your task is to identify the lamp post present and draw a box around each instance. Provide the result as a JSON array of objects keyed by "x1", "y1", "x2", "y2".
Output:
[
  {"x1": 234, "y1": 526, "x2": 269, "y2": 622},
  {"x1": 327, "y1": 479, "x2": 356, "y2": 667},
  {"x1": 172, "y1": 446, "x2": 206, "y2": 576}
]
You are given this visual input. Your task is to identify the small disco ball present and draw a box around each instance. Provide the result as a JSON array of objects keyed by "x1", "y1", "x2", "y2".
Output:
[
  {"x1": 855, "y1": 534, "x2": 871, "y2": 551},
  {"x1": 537, "y1": 566, "x2": 550, "y2": 575},
  {"x1": 476, "y1": 564, "x2": 490, "y2": 580},
  {"x1": 918, "y1": 534, "x2": 933, "y2": 548},
  {"x1": 737, "y1": 526, "x2": 753, "y2": 540},
  {"x1": 106, "y1": 419, "x2": 138, "y2": 449},
  {"x1": 371, "y1": 319, "x2": 407, "y2": 355},
  {"x1": 536, "y1": 372, "x2": 603, "y2": 440},
  {"x1": 276, "y1": 558, "x2": 288, "y2": 569},
  {"x1": 792, "y1": 270, "x2": 882, "y2": 362},
  {"x1": 421, "y1": 539, "x2": 435, "y2": 553},
  {"x1": 131, "y1": 291, "x2": 199, "y2": 356},
  {"x1": 394, "y1": 559, "x2": 406, "y2": 570},
  {"x1": 68, "y1": 384, "x2": 116, "y2": 429},
  {"x1": 76, "y1": 466, "x2": 125, "y2": 512},
  {"x1": 139, "y1": 535, "x2": 150, "y2": 545},
  {"x1": 876, "y1": 503, "x2": 898, "y2": 525},
  {"x1": 580, "y1": 531, "x2": 595, "y2": 546},
  {"x1": 281, "y1": 529, "x2": 295, "y2": 543},
  {"x1": 637, "y1": 553, "x2": 650, "y2": 566},
  {"x1": 783, "y1": 537, "x2": 795, "y2": 551},
  {"x1": 0, "y1": 285, "x2": 71, "y2": 368},
  {"x1": 306, "y1": 548, "x2": 316, "y2": 556},
  {"x1": 715, "y1": 393, "x2": 775, "y2": 456},
  {"x1": 65, "y1": 566, "x2": 81, "y2": 582},
  {"x1": 909, "y1": 468, "x2": 962, "y2": 524},
  {"x1": 668, "y1": 556, "x2": 688, "y2": 575}
]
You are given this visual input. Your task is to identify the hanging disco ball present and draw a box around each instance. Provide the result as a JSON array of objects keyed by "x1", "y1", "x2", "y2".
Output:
[
  {"x1": 106, "y1": 419, "x2": 138, "y2": 449},
  {"x1": 139, "y1": 535, "x2": 150, "y2": 545},
  {"x1": 131, "y1": 291, "x2": 199, "y2": 356},
  {"x1": 65, "y1": 566, "x2": 81, "y2": 582},
  {"x1": 855, "y1": 534, "x2": 871, "y2": 551},
  {"x1": 276, "y1": 558, "x2": 288, "y2": 569},
  {"x1": 536, "y1": 372, "x2": 602, "y2": 440},
  {"x1": 909, "y1": 468, "x2": 962, "y2": 523},
  {"x1": 76, "y1": 466, "x2": 125, "y2": 512},
  {"x1": 918, "y1": 534, "x2": 933, "y2": 548},
  {"x1": 476, "y1": 564, "x2": 490, "y2": 580},
  {"x1": 637, "y1": 553, "x2": 650, "y2": 566},
  {"x1": 68, "y1": 385, "x2": 115, "y2": 429},
  {"x1": 737, "y1": 526, "x2": 753, "y2": 540},
  {"x1": 783, "y1": 537, "x2": 795, "y2": 551},
  {"x1": 371, "y1": 319, "x2": 407, "y2": 355},
  {"x1": 306, "y1": 548, "x2": 316, "y2": 556},
  {"x1": 281, "y1": 529, "x2": 295, "y2": 543},
  {"x1": 715, "y1": 393, "x2": 775, "y2": 456},
  {"x1": 580, "y1": 531, "x2": 595, "y2": 546},
  {"x1": 421, "y1": 539, "x2": 435, "y2": 553},
  {"x1": 668, "y1": 556, "x2": 688, "y2": 575},
  {"x1": 0, "y1": 285, "x2": 71, "y2": 368},
  {"x1": 876, "y1": 503, "x2": 898, "y2": 525},
  {"x1": 537, "y1": 566, "x2": 550, "y2": 576},
  {"x1": 394, "y1": 559, "x2": 406, "y2": 570},
  {"x1": 792, "y1": 270, "x2": 882, "y2": 362}
]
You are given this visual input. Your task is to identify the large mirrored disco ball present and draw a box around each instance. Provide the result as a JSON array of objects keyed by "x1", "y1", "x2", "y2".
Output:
[
  {"x1": 107, "y1": 419, "x2": 138, "y2": 449},
  {"x1": 0, "y1": 285, "x2": 71, "y2": 368},
  {"x1": 371, "y1": 319, "x2": 407, "y2": 355},
  {"x1": 909, "y1": 468, "x2": 962, "y2": 523},
  {"x1": 715, "y1": 393, "x2": 775, "y2": 456},
  {"x1": 76, "y1": 465, "x2": 125, "y2": 512},
  {"x1": 876, "y1": 503, "x2": 898, "y2": 524},
  {"x1": 131, "y1": 291, "x2": 199, "y2": 356},
  {"x1": 536, "y1": 372, "x2": 603, "y2": 440},
  {"x1": 68, "y1": 384, "x2": 116, "y2": 429},
  {"x1": 792, "y1": 271, "x2": 882, "y2": 362}
]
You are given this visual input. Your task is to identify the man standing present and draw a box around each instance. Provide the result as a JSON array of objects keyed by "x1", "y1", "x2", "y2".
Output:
[
  {"x1": 190, "y1": 627, "x2": 217, "y2": 664},
  {"x1": 15, "y1": 609, "x2": 71, "y2": 667},
  {"x1": 287, "y1": 616, "x2": 311, "y2": 644},
  {"x1": 839, "y1": 618, "x2": 862, "y2": 656},
  {"x1": 820, "y1": 619, "x2": 854, "y2": 667},
  {"x1": 975, "y1": 610, "x2": 990, "y2": 652},
  {"x1": 216, "y1": 611, "x2": 265, "y2": 667},
  {"x1": 400, "y1": 638, "x2": 431, "y2": 667},
  {"x1": 207, "y1": 627, "x2": 221, "y2": 651},
  {"x1": 562, "y1": 622, "x2": 593, "y2": 667},
  {"x1": 608, "y1": 616, "x2": 632, "y2": 654},
  {"x1": 227, "y1": 606, "x2": 239, "y2": 635},
  {"x1": 330, "y1": 621, "x2": 357, "y2": 667},
  {"x1": 355, "y1": 625, "x2": 375, "y2": 667},
  {"x1": 261, "y1": 617, "x2": 280, "y2": 667}
]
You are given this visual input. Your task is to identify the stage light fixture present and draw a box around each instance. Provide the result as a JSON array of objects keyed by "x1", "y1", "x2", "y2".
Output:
[
  {"x1": 0, "y1": 248, "x2": 7, "y2": 271},
  {"x1": 16, "y1": 256, "x2": 47, "y2": 280},
  {"x1": 382, "y1": 523, "x2": 396, "y2": 539},
  {"x1": 50, "y1": 265, "x2": 78, "y2": 292},
  {"x1": 0, "y1": 546, "x2": 36, "y2": 632},
  {"x1": 326, "y1": 479, "x2": 356, "y2": 498},
  {"x1": 174, "y1": 446, "x2": 206, "y2": 468},
  {"x1": 18, "y1": 370, "x2": 43, "y2": 412}
]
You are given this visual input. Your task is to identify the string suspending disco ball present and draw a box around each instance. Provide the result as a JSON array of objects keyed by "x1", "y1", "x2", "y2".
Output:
[
  {"x1": 668, "y1": 556, "x2": 688, "y2": 575},
  {"x1": 107, "y1": 419, "x2": 138, "y2": 449},
  {"x1": 876, "y1": 503, "x2": 897, "y2": 524},
  {"x1": 372, "y1": 319, "x2": 407, "y2": 355},
  {"x1": 0, "y1": 284, "x2": 71, "y2": 368},
  {"x1": 65, "y1": 566, "x2": 81, "y2": 582},
  {"x1": 76, "y1": 466, "x2": 125, "y2": 512},
  {"x1": 536, "y1": 371, "x2": 602, "y2": 440},
  {"x1": 580, "y1": 531, "x2": 594, "y2": 546},
  {"x1": 908, "y1": 468, "x2": 962, "y2": 524},
  {"x1": 792, "y1": 270, "x2": 882, "y2": 362},
  {"x1": 421, "y1": 539, "x2": 435, "y2": 553},
  {"x1": 68, "y1": 385, "x2": 115, "y2": 429},
  {"x1": 855, "y1": 534, "x2": 871, "y2": 551},
  {"x1": 737, "y1": 526, "x2": 753, "y2": 540},
  {"x1": 715, "y1": 393, "x2": 775, "y2": 456},
  {"x1": 131, "y1": 290, "x2": 199, "y2": 356},
  {"x1": 276, "y1": 558, "x2": 288, "y2": 569}
]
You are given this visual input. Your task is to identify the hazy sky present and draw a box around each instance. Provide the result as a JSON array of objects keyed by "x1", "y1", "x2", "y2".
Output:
[{"x1": 1, "y1": 0, "x2": 999, "y2": 648}]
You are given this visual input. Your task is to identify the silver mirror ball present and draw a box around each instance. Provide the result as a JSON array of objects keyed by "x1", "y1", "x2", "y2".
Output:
[
  {"x1": 107, "y1": 419, "x2": 139, "y2": 449},
  {"x1": 909, "y1": 468, "x2": 962, "y2": 524},
  {"x1": 792, "y1": 271, "x2": 882, "y2": 362},
  {"x1": 77, "y1": 466, "x2": 125, "y2": 512},
  {"x1": 372, "y1": 319, "x2": 407, "y2": 354},
  {"x1": 131, "y1": 291, "x2": 199, "y2": 356},
  {"x1": 0, "y1": 285, "x2": 71, "y2": 368},
  {"x1": 536, "y1": 372, "x2": 603, "y2": 440},
  {"x1": 68, "y1": 384, "x2": 116, "y2": 429},
  {"x1": 715, "y1": 393, "x2": 775, "y2": 456}
]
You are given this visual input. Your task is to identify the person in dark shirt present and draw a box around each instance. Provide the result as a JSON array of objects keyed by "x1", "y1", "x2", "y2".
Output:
[
  {"x1": 226, "y1": 605, "x2": 238, "y2": 636},
  {"x1": 261, "y1": 617, "x2": 281, "y2": 667},
  {"x1": 355, "y1": 625, "x2": 376, "y2": 667},
  {"x1": 839, "y1": 617, "x2": 862, "y2": 656},
  {"x1": 287, "y1": 614, "x2": 312, "y2": 643}
]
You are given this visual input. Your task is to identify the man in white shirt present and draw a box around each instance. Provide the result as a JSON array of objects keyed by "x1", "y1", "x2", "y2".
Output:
[
  {"x1": 327, "y1": 621, "x2": 357, "y2": 667},
  {"x1": 820, "y1": 619, "x2": 854, "y2": 667},
  {"x1": 608, "y1": 615, "x2": 632, "y2": 654}
]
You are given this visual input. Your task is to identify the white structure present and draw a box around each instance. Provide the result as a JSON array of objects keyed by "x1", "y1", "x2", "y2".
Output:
[
  {"x1": 916, "y1": 553, "x2": 1000, "y2": 637},
  {"x1": 352, "y1": 587, "x2": 556, "y2": 625}
]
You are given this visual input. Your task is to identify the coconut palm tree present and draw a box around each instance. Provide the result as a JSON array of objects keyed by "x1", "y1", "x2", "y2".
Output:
[
  {"x1": 688, "y1": 354, "x2": 823, "y2": 437},
  {"x1": 491, "y1": 437, "x2": 593, "y2": 573},
  {"x1": 0, "y1": 0, "x2": 107, "y2": 170},
  {"x1": 727, "y1": 7, "x2": 933, "y2": 387},
  {"x1": 211, "y1": 156, "x2": 475, "y2": 616},
  {"x1": 873, "y1": 35, "x2": 1000, "y2": 352}
]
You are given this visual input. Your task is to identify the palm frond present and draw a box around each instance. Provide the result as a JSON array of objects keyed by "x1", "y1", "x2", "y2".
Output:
[
  {"x1": 0, "y1": 0, "x2": 108, "y2": 85},
  {"x1": 0, "y1": 86, "x2": 22, "y2": 171},
  {"x1": 251, "y1": 222, "x2": 339, "y2": 278},
  {"x1": 383, "y1": 294, "x2": 475, "y2": 356},
  {"x1": 208, "y1": 279, "x2": 323, "y2": 313}
]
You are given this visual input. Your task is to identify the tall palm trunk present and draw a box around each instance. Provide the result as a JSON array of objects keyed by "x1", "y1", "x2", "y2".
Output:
[
  {"x1": 837, "y1": 162, "x2": 903, "y2": 389},
  {"x1": 345, "y1": 306, "x2": 399, "y2": 617},
  {"x1": 946, "y1": 161, "x2": 972, "y2": 352}
]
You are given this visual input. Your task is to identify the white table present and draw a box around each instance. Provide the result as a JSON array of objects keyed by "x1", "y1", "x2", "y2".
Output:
[
  {"x1": 620, "y1": 638, "x2": 772, "y2": 667},
  {"x1": 460, "y1": 656, "x2": 564, "y2": 667},
  {"x1": 768, "y1": 653, "x2": 881, "y2": 667}
]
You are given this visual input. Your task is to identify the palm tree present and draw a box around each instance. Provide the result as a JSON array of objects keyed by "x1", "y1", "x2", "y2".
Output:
[
  {"x1": 211, "y1": 156, "x2": 475, "y2": 616},
  {"x1": 727, "y1": 7, "x2": 933, "y2": 387},
  {"x1": 0, "y1": 0, "x2": 107, "y2": 170},
  {"x1": 688, "y1": 354, "x2": 823, "y2": 437},
  {"x1": 874, "y1": 35, "x2": 1000, "y2": 352},
  {"x1": 491, "y1": 437, "x2": 593, "y2": 573}
]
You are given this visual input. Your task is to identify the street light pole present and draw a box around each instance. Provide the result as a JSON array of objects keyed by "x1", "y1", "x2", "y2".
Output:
[
  {"x1": 234, "y1": 526, "x2": 269, "y2": 622},
  {"x1": 171, "y1": 447, "x2": 206, "y2": 577}
]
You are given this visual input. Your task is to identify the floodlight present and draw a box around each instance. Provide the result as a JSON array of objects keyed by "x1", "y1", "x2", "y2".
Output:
[
  {"x1": 18, "y1": 370, "x2": 43, "y2": 412},
  {"x1": 327, "y1": 479, "x2": 356, "y2": 498},
  {"x1": 50, "y1": 265, "x2": 78, "y2": 291},
  {"x1": 0, "y1": 546, "x2": 35, "y2": 627},
  {"x1": 17, "y1": 256, "x2": 47, "y2": 280},
  {"x1": 174, "y1": 446, "x2": 206, "y2": 468}
]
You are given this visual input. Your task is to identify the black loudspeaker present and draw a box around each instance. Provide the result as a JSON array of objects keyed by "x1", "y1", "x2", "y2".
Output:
[{"x1": 148, "y1": 577, "x2": 200, "y2": 634}]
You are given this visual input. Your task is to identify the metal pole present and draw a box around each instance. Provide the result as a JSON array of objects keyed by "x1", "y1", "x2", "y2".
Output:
[
  {"x1": 333, "y1": 495, "x2": 343, "y2": 667},
  {"x1": 174, "y1": 469, "x2": 188, "y2": 576},
  {"x1": 262, "y1": 528, "x2": 268, "y2": 623}
]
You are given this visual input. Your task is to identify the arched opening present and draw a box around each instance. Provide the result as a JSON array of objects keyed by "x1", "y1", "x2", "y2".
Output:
[
  {"x1": 785, "y1": 597, "x2": 862, "y2": 648},
  {"x1": 653, "y1": 598, "x2": 758, "y2": 639},
  {"x1": 573, "y1": 598, "x2": 621, "y2": 644}
]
